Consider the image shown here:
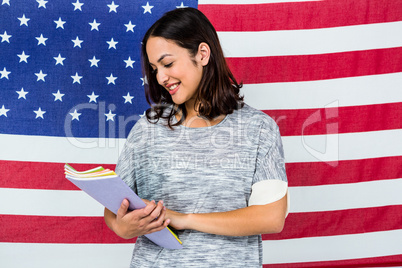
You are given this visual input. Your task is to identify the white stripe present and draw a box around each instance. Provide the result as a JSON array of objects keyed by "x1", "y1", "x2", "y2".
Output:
[
  {"x1": 289, "y1": 178, "x2": 402, "y2": 213},
  {"x1": 241, "y1": 72, "x2": 402, "y2": 110},
  {"x1": 199, "y1": 0, "x2": 321, "y2": 4},
  {"x1": 263, "y1": 229, "x2": 402, "y2": 264},
  {"x1": 2, "y1": 179, "x2": 401, "y2": 216},
  {"x1": 0, "y1": 243, "x2": 133, "y2": 268},
  {"x1": 219, "y1": 21, "x2": 402, "y2": 57},
  {"x1": 0, "y1": 134, "x2": 125, "y2": 164},
  {"x1": 1, "y1": 129, "x2": 401, "y2": 164}
]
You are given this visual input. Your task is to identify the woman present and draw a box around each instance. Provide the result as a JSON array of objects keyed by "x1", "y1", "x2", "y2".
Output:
[{"x1": 104, "y1": 7, "x2": 288, "y2": 267}]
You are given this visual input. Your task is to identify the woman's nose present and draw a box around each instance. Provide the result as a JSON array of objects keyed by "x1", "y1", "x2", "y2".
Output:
[{"x1": 157, "y1": 70, "x2": 168, "y2": 85}]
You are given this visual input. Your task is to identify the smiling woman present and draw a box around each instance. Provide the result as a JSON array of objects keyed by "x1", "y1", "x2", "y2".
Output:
[{"x1": 104, "y1": 7, "x2": 289, "y2": 268}]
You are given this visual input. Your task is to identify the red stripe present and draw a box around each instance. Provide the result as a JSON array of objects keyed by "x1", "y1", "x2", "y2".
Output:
[
  {"x1": 264, "y1": 102, "x2": 402, "y2": 136},
  {"x1": 227, "y1": 47, "x2": 402, "y2": 84},
  {"x1": 0, "y1": 214, "x2": 135, "y2": 244},
  {"x1": 0, "y1": 161, "x2": 116, "y2": 190},
  {"x1": 199, "y1": 0, "x2": 402, "y2": 31},
  {"x1": 286, "y1": 156, "x2": 402, "y2": 187},
  {"x1": 1, "y1": 156, "x2": 400, "y2": 190},
  {"x1": 2, "y1": 206, "x2": 400, "y2": 243},
  {"x1": 263, "y1": 254, "x2": 402, "y2": 268},
  {"x1": 263, "y1": 205, "x2": 402, "y2": 240}
]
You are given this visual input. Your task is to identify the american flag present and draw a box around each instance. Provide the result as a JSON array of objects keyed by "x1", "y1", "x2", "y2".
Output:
[{"x1": 1, "y1": 0, "x2": 401, "y2": 267}]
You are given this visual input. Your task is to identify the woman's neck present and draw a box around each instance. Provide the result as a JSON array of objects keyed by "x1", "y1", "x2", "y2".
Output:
[{"x1": 176, "y1": 102, "x2": 225, "y2": 128}]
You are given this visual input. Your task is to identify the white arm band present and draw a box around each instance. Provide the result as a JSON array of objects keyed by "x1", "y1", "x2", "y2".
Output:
[{"x1": 248, "y1": 180, "x2": 289, "y2": 217}]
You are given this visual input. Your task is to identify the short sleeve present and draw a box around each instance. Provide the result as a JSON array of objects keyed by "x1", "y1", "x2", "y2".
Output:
[{"x1": 252, "y1": 118, "x2": 287, "y2": 185}]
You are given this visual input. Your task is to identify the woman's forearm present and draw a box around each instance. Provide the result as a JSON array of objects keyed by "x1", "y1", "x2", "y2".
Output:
[{"x1": 167, "y1": 194, "x2": 287, "y2": 236}]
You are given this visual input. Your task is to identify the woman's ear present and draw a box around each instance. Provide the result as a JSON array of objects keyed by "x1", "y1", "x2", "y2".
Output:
[{"x1": 198, "y1": 42, "x2": 211, "y2": 66}]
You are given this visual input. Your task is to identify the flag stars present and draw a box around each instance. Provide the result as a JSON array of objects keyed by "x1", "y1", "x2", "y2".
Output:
[
  {"x1": 107, "y1": 1, "x2": 118, "y2": 13},
  {"x1": 142, "y1": 2, "x2": 153, "y2": 14},
  {"x1": 107, "y1": 38, "x2": 118, "y2": 49},
  {"x1": 72, "y1": 0, "x2": 83, "y2": 11},
  {"x1": 89, "y1": 19, "x2": 101, "y2": 31},
  {"x1": 71, "y1": 72, "x2": 83, "y2": 84},
  {"x1": 54, "y1": 54, "x2": 66, "y2": 65},
  {"x1": 17, "y1": 51, "x2": 30, "y2": 63},
  {"x1": 124, "y1": 57, "x2": 135, "y2": 68},
  {"x1": 88, "y1": 56, "x2": 100, "y2": 67},
  {"x1": 141, "y1": 76, "x2": 148, "y2": 86},
  {"x1": 123, "y1": 92, "x2": 134, "y2": 104},
  {"x1": 105, "y1": 110, "x2": 116, "y2": 121},
  {"x1": 34, "y1": 107, "x2": 46, "y2": 119},
  {"x1": 124, "y1": 21, "x2": 135, "y2": 32},
  {"x1": 0, "y1": 67, "x2": 11, "y2": 79},
  {"x1": 18, "y1": 14, "x2": 30, "y2": 26},
  {"x1": 176, "y1": 2, "x2": 188, "y2": 8},
  {"x1": 36, "y1": 0, "x2": 48, "y2": 8},
  {"x1": 0, "y1": 105, "x2": 10, "y2": 117},
  {"x1": 16, "y1": 88, "x2": 28, "y2": 99},
  {"x1": 2, "y1": 0, "x2": 10, "y2": 6},
  {"x1": 72, "y1": 36, "x2": 83, "y2": 48},
  {"x1": 52, "y1": 90, "x2": 64, "y2": 101},
  {"x1": 87, "y1": 91, "x2": 99, "y2": 103},
  {"x1": 35, "y1": 70, "x2": 47, "y2": 82},
  {"x1": 54, "y1": 17, "x2": 66, "y2": 29},
  {"x1": 0, "y1": 31, "x2": 12, "y2": 43},
  {"x1": 69, "y1": 109, "x2": 81, "y2": 121},
  {"x1": 106, "y1": 73, "x2": 117, "y2": 85},
  {"x1": 36, "y1": 34, "x2": 48, "y2": 46}
]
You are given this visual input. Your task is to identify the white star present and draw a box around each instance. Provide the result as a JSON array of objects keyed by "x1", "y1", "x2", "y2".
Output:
[
  {"x1": 2, "y1": 0, "x2": 10, "y2": 6},
  {"x1": 34, "y1": 107, "x2": 46, "y2": 119},
  {"x1": 54, "y1": 17, "x2": 66, "y2": 29},
  {"x1": 35, "y1": 70, "x2": 47, "y2": 82},
  {"x1": 17, "y1": 51, "x2": 30, "y2": 63},
  {"x1": 124, "y1": 21, "x2": 135, "y2": 32},
  {"x1": 69, "y1": 109, "x2": 81, "y2": 121},
  {"x1": 123, "y1": 92, "x2": 134, "y2": 104},
  {"x1": 36, "y1": 34, "x2": 48, "y2": 46},
  {"x1": 87, "y1": 91, "x2": 99, "y2": 103},
  {"x1": 107, "y1": 1, "x2": 118, "y2": 13},
  {"x1": 52, "y1": 90, "x2": 65, "y2": 101},
  {"x1": 106, "y1": 74, "x2": 117, "y2": 85},
  {"x1": 142, "y1": 2, "x2": 153, "y2": 14},
  {"x1": 139, "y1": 111, "x2": 146, "y2": 118},
  {"x1": 89, "y1": 19, "x2": 101, "y2": 31},
  {"x1": 0, "y1": 31, "x2": 12, "y2": 43},
  {"x1": 71, "y1": 72, "x2": 83, "y2": 84},
  {"x1": 124, "y1": 57, "x2": 135, "y2": 68},
  {"x1": 72, "y1": 0, "x2": 83, "y2": 11},
  {"x1": 88, "y1": 56, "x2": 100, "y2": 67},
  {"x1": 37, "y1": 0, "x2": 48, "y2": 8},
  {"x1": 16, "y1": 88, "x2": 29, "y2": 99},
  {"x1": 105, "y1": 110, "x2": 116, "y2": 121},
  {"x1": 54, "y1": 54, "x2": 66, "y2": 65},
  {"x1": 18, "y1": 14, "x2": 30, "y2": 26},
  {"x1": 0, "y1": 105, "x2": 10, "y2": 117},
  {"x1": 140, "y1": 76, "x2": 148, "y2": 86},
  {"x1": 176, "y1": 2, "x2": 188, "y2": 8},
  {"x1": 106, "y1": 38, "x2": 118, "y2": 49},
  {"x1": 72, "y1": 36, "x2": 83, "y2": 48},
  {"x1": 0, "y1": 67, "x2": 11, "y2": 79}
]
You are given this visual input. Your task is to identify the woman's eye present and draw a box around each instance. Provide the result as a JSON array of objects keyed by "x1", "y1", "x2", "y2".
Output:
[{"x1": 164, "y1": 62, "x2": 173, "y2": 68}]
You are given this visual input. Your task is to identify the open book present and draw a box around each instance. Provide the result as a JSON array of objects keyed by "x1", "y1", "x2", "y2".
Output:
[{"x1": 64, "y1": 164, "x2": 183, "y2": 249}]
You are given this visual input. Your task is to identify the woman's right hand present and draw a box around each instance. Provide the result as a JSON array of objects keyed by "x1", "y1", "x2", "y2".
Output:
[{"x1": 105, "y1": 199, "x2": 170, "y2": 239}]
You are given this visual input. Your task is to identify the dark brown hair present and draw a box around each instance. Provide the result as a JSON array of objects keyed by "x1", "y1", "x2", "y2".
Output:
[{"x1": 142, "y1": 7, "x2": 243, "y2": 128}]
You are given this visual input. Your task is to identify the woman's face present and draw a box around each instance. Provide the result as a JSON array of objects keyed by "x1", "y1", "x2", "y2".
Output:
[{"x1": 146, "y1": 37, "x2": 206, "y2": 107}]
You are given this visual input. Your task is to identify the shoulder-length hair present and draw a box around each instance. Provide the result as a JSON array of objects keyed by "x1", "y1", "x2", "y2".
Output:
[{"x1": 141, "y1": 7, "x2": 243, "y2": 128}]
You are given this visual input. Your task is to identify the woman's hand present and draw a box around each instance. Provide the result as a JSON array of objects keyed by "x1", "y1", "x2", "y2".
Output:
[{"x1": 104, "y1": 199, "x2": 170, "y2": 239}]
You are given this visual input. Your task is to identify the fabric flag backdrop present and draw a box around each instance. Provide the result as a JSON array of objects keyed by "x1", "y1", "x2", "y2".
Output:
[{"x1": 0, "y1": 0, "x2": 401, "y2": 267}]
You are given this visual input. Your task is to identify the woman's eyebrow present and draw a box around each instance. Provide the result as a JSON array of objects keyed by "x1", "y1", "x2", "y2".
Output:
[{"x1": 157, "y1": 53, "x2": 173, "y2": 63}]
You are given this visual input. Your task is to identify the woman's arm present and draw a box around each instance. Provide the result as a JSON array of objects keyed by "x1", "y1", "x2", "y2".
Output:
[
  {"x1": 165, "y1": 194, "x2": 287, "y2": 236},
  {"x1": 104, "y1": 199, "x2": 171, "y2": 239}
]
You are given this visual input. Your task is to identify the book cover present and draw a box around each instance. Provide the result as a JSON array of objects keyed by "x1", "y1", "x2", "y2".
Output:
[{"x1": 64, "y1": 164, "x2": 183, "y2": 249}]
